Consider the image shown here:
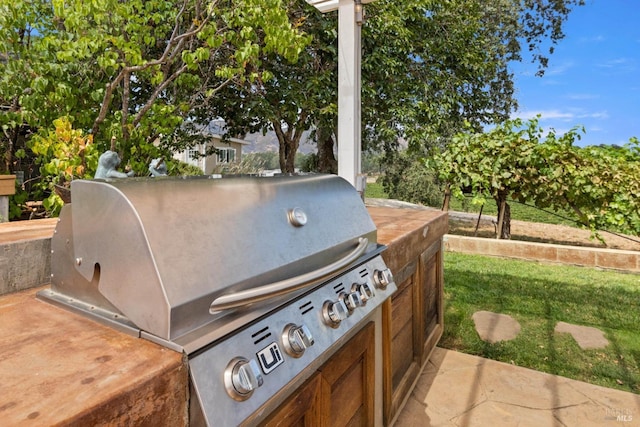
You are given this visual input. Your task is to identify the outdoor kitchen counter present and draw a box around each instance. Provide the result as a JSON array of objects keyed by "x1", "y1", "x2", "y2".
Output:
[
  {"x1": 367, "y1": 205, "x2": 448, "y2": 425},
  {"x1": 0, "y1": 206, "x2": 446, "y2": 426},
  {"x1": 367, "y1": 206, "x2": 448, "y2": 271},
  {"x1": 0, "y1": 287, "x2": 188, "y2": 426}
]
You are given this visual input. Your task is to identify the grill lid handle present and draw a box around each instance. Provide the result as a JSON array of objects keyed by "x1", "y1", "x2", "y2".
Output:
[{"x1": 209, "y1": 238, "x2": 369, "y2": 313}]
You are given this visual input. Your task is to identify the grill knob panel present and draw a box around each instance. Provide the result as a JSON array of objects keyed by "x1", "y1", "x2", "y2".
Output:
[
  {"x1": 224, "y1": 357, "x2": 264, "y2": 401},
  {"x1": 373, "y1": 268, "x2": 394, "y2": 290},
  {"x1": 322, "y1": 299, "x2": 349, "y2": 328},
  {"x1": 282, "y1": 323, "x2": 315, "y2": 357}
]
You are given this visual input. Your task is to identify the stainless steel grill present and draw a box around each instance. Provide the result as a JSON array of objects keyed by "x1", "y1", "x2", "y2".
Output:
[{"x1": 38, "y1": 174, "x2": 396, "y2": 426}]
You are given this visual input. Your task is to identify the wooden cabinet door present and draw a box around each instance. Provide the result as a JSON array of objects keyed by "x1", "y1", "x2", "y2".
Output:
[
  {"x1": 260, "y1": 374, "x2": 322, "y2": 427},
  {"x1": 260, "y1": 322, "x2": 375, "y2": 427},
  {"x1": 318, "y1": 322, "x2": 375, "y2": 427}
]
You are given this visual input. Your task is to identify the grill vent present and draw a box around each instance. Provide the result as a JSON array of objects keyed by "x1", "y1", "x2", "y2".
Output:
[
  {"x1": 333, "y1": 282, "x2": 345, "y2": 295},
  {"x1": 299, "y1": 300, "x2": 314, "y2": 316},
  {"x1": 359, "y1": 268, "x2": 369, "y2": 278},
  {"x1": 251, "y1": 326, "x2": 272, "y2": 345}
]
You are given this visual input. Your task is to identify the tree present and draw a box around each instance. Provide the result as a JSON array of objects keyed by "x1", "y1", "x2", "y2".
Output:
[
  {"x1": 530, "y1": 135, "x2": 640, "y2": 237},
  {"x1": 362, "y1": 0, "x2": 585, "y2": 153},
  {"x1": 190, "y1": 0, "x2": 328, "y2": 173},
  {"x1": 197, "y1": 0, "x2": 583, "y2": 173},
  {"x1": 433, "y1": 118, "x2": 640, "y2": 240},
  {"x1": 1, "y1": 0, "x2": 310, "y2": 216},
  {"x1": 0, "y1": 0, "x2": 309, "y2": 175},
  {"x1": 379, "y1": 149, "x2": 442, "y2": 207},
  {"x1": 431, "y1": 119, "x2": 546, "y2": 238}
]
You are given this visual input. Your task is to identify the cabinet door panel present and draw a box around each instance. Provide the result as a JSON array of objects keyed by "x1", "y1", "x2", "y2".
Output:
[
  {"x1": 420, "y1": 242, "x2": 444, "y2": 364},
  {"x1": 259, "y1": 374, "x2": 322, "y2": 427},
  {"x1": 319, "y1": 322, "x2": 375, "y2": 427}
]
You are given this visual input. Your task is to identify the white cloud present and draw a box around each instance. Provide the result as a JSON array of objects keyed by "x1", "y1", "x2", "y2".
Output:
[
  {"x1": 597, "y1": 57, "x2": 632, "y2": 68},
  {"x1": 596, "y1": 57, "x2": 637, "y2": 74},
  {"x1": 580, "y1": 111, "x2": 609, "y2": 120},
  {"x1": 512, "y1": 109, "x2": 609, "y2": 122},
  {"x1": 578, "y1": 35, "x2": 605, "y2": 43},
  {"x1": 566, "y1": 93, "x2": 599, "y2": 100},
  {"x1": 514, "y1": 110, "x2": 574, "y2": 121},
  {"x1": 546, "y1": 61, "x2": 574, "y2": 76}
]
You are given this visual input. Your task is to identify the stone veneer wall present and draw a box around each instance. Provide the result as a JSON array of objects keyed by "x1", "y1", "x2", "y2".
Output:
[{"x1": 444, "y1": 234, "x2": 640, "y2": 272}]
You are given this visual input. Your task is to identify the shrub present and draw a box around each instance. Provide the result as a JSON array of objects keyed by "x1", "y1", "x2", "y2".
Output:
[{"x1": 380, "y1": 150, "x2": 442, "y2": 207}]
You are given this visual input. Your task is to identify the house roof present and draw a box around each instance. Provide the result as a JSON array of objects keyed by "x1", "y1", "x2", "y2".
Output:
[{"x1": 210, "y1": 134, "x2": 249, "y2": 145}]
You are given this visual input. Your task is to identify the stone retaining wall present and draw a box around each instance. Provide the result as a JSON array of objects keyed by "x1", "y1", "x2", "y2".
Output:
[{"x1": 444, "y1": 234, "x2": 640, "y2": 272}]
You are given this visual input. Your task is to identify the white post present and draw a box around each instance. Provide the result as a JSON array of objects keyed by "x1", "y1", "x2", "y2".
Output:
[{"x1": 337, "y1": 0, "x2": 362, "y2": 191}]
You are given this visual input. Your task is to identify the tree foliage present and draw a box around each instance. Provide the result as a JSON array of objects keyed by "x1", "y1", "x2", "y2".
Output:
[
  {"x1": 0, "y1": 0, "x2": 310, "y2": 216},
  {"x1": 198, "y1": 0, "x2": 584, "y2": 173},
  {"x1": 189, "y1": 1, "x2": 330, "y2": 173},
  {"x1": 0, "y1": 0, "x2": 309, "y2": 175},
  {"x1": 432, "y1": 119, "x2": 640, "y2": 240},
  {"x1": 28, "y1": 117, "x2": 99, "y2": 214},
  {"x1": 379, "y1": 150, "x2": 442, "y2": 207},
  {"x1": 0, "y1": 0, "x2": 586, "y2": 217}
]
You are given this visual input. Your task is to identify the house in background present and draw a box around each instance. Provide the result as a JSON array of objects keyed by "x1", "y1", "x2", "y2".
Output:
[{"x1": 173, "y1": 134, "x2": 249, "y2": 174}]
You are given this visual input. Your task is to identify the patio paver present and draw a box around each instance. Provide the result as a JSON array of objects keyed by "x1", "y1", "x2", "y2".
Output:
[
  {"x1": 393, "y1": 347, "x2": 640, "y2": 426},
  {"x1": 472, "y1": 311, "x2": 521, "y2": 343},
  {"x1": 555, "y1": 321, "x2": 610, "y2": 350}
]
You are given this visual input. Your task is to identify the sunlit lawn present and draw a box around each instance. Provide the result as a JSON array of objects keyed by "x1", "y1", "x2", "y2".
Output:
[{"x1": 441, "y1": 252, "x2": 640, "y2": 393}]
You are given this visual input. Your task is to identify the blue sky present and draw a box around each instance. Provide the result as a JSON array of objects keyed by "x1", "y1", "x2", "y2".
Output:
[{"x1": 510, "y1": 0, "x2": 639, "y2": 147}]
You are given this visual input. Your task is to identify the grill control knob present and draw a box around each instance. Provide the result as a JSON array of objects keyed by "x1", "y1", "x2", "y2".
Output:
[
  {"x1": 322, "y1": 299, "x2": 349, "y2": 328},
  {"x1": 352, "y1": 282, "x2": 375, "y2": 304},
  {"x1": 373, "y1": 268, "x2": 394, "y2": 290},
  {"x1": 224, "y1": 357, "x2": 264, "y2": 401},
  {"x1": 282, "y1": 323, "x2": 314, "y2": 357},
  {"x1": 340, "y1": 291, "x2": 363, "y2": 312}
]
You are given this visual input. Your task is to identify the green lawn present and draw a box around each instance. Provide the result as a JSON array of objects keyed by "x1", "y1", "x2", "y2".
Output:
[
  {"x1": 364, "y1": 180, "x2": 388, "y2": 199},
  {"x1": 441, "y1": 252, "x2": 640, "y2": 393}
]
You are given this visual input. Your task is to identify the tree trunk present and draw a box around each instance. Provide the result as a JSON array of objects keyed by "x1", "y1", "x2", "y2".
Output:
[
  {"x1": 273, "y1": 119, "x2": 305, "y2": 174},
  {"x1": 495, "y1": 190, "x2": 511, "y2": 239},
  {"x1": 316, "y1": 125, "x2": 337, "y2": 174},
  {"x1": 442, "y1": 184, "x2": 451, "y2": 211},
  {"x1": 474, "y1": 204, "x2": 484, "y2": 237}
]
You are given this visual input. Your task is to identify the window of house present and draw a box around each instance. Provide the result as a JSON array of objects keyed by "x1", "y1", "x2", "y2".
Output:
[
  {"x1": 217, "y1": 147, "x2": 236, "y2": 164},
  {"x1": 187, "y1": 146, "x2": 201, "y2": 167}
]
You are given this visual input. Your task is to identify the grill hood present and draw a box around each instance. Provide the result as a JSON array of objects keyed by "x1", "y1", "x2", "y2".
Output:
[{"x1": 42, "y1": 174, "x2": 378, "y2": 352}]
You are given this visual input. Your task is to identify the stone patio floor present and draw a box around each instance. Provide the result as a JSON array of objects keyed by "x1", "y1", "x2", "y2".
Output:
[{"x1": 393, "y1": 347, "x2": 640, "y2": 426}]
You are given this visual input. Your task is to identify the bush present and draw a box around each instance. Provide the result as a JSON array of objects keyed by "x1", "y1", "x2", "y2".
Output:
[{"x1": 380, "y1": 150, "x2": 442, "y2": 207}]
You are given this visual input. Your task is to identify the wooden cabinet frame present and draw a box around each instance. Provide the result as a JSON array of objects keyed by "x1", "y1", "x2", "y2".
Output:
[{"x1": 382, "y1": 239, "x2": 444, "y2": 425}]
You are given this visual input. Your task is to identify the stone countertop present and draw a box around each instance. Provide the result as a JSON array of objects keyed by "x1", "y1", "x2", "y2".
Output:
[
  {"x1": 0, "y1": 288, "x2": 187, "y2": 426},
  {"x1": 367, "y1": 206, "x2": 449, "y2": 273},
  {"x1": 0, "y1": 217, "x2": 57, "y2": 245}
]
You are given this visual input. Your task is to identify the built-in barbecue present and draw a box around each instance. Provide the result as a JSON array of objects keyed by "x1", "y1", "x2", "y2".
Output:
[{"x1": 38, "y1": 174, "x2": 397, "y2": 426}]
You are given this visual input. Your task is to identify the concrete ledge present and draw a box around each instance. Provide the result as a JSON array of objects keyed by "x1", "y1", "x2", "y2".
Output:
[
  {"x1": 0, "y1": 218, "x2": 57, "y2": 296},
  {"x1": 444, "y1": 234, "x2": 640, "y2": 272}
]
